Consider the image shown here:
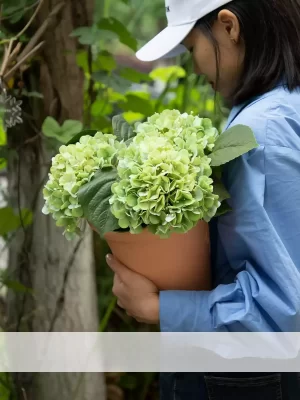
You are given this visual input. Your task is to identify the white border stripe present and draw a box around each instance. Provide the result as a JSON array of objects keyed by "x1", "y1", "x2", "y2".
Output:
[{"x1": 1, "y1": 332, "x2": 300, "y2": 372}]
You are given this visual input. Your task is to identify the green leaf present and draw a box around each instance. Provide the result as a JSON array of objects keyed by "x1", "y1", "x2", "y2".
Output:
[
  {"x1": 60, "y1": 120, "x2": 83, "y2": 141},
  {"x1": 91, "y1": 99, "x2": 112, "y2": 117},
  {"x1": 0, "y1": 119, "x2": 7, "y2": 169},
  {"x1": 91, "y1": 116, "x2": 111, "y2": 131},
  {"x1": 0, "y1": 130, "x2": 6, "y2": 145},
  {"x1": 149, "y1": 66, "x2": 186, "y2": 82},
  {"x1": 92, "y1": 72, "x2": 132, "y2": 92},
  {"x1": 66, "y1": 129, "x2": 98, "y2": 145},
  {"x1": 0, "y1": 146, "x2": 8, "y2": 159},
  {"x1": 212, "y1": 166, "x2": 222, "y2": 180},
  {"x1": 215, "y1": 201, "x2": 233, "y2": 218},
  {"x1": 123, "y1": 111, "x2": 144, "y2": 123},
  {"x1": 107, "y1": 89, "x2": 126, "y2": 102},
  {"x1": 71, "y1": 25, "x2": 101, "y2": 45},
  {"x1": 95, "y1": 51, "x2": 116, "y2": 72},
  {"x1": 78, "y1": 168, "x2": 119, "y2": 238},
  {"x1": 112, "y1": 115, "x2": 136, "y2": 143},
  {"x1": 98, "y1": 17, "x2": 137, "y2": 51},
  {"x1": 42, "y1": 117, "x2": 61, "y2": 139},
  {"x1": 119, "y1": 68, "x2": 152, "y2": 83},
  {"x1": 119, "y1": 93, "x2": 154, "y2": 116},
  {"x1": 0, "y1": 207, "x2": 32, "y2": 236},
  {"x1": 42, "y1": 118, "x2": 83, "y2": 144},
  {"x1": 2, "y1": 0, "x2": 27, "y2": 22},
  {"x1": 0, "y1": 372, "x2": 10, "y2": 400},
  {"x1": 76, "y1": 50, "x2": 89, "y2": 72},
  {"x1": 213, "y1": 182, "x2": 230, "y2": 202},
  {"x1": 209, "y1": 125, "x2": 259, "y2": 167},
  {"x1": 3, "y1": 280, "x2": 33, "y2": 294}
]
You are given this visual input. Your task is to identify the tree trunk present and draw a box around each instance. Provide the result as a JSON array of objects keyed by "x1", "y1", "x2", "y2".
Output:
[{"x1": 6, "y1": 0, "x2": 106, "y2": 398}]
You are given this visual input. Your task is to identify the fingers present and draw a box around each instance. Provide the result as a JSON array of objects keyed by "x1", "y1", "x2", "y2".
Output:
[
  {"x1": 113, "y1": 273, "x2": 122, "y2": 286},
  {"x1": 112, "y1": 273, "x2": 123, "y2": 297},
  {"x1": 106, "y1": 254, "x2": 132, "y2": 282},
  {"x1": 113, "y1": 274, "x2": 127, "y2": 312}
]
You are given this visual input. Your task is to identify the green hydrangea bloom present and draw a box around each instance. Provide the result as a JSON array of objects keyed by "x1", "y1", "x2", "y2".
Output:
[
  {"x1": 109, "y1": 110, "x2": 221, "y2": 238},
  {"x1": 42, "y1": 132, "x2": 123, "y2": 240}
]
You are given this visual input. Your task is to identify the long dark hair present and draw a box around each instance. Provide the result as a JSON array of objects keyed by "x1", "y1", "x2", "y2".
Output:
[{"x1": 196, "y1": 0, "x2": 300, "y2": 105}]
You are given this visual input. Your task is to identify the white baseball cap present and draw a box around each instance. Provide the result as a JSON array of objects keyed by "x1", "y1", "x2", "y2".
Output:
[{"x1": 136, "y1": 0, "x2": 233, "y2": 62}]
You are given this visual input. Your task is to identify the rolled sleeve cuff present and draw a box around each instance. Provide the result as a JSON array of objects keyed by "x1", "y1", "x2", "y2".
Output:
[{"x1": 159, "y1": 290, "x2": 214, "y2": 332}]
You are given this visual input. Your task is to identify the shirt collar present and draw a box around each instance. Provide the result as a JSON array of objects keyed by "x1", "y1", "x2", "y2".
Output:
[
  {"x1": 223, "y1": 100, "x2": 250, "y2": 131},
  {"x1": 223, "y1": 82, "x2": 287, "y2": 131}
]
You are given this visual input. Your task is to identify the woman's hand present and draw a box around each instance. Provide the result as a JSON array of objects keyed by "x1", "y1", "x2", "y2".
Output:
[{"x1": 106, "y1": 254, "x2": 160, "y2": 325}]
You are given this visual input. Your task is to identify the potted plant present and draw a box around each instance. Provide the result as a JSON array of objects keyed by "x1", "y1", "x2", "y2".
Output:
[{"x1": 42, "y1": 110, "x2": 258, "y2": 291}]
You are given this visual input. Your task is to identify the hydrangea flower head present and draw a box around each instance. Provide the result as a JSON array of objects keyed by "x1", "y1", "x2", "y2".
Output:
[
  {"x1": 109, "y1": 110, "x2": 221, "y2": 237},
  {"x1": 42, "y1": 132, "x2": 123, "y2": 240}
]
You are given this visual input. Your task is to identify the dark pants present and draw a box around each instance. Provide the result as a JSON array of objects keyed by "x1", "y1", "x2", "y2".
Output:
[{"x1": 160, "y1": 372, "x2": 300, "y2": 400}]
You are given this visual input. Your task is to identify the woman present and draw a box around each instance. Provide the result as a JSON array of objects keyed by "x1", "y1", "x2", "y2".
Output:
[{"x1": 106, "y1": 0, "x2": 300, "y2": 398}]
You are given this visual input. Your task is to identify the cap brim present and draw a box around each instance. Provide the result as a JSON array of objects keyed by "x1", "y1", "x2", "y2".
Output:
[{"x1": 136, "y1": 22, "x2": 196, "y2": 62}]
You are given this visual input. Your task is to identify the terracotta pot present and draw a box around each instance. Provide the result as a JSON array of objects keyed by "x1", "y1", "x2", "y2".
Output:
[{"x1": 102, "y1": 222, "x2": 211, "y2": 291}]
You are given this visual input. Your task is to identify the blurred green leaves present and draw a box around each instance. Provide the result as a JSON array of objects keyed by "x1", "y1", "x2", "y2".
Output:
[
  {"x1": 0, "y1": 118, "x2": 7, "y2": 170},
  {"x1": 42, "y1": 117, "x2": 83, "y2": 144},
  {"x1": 119, "y1": 68, "x2": 152, "y2": 83},
  {"x1": 97, "y1": 51, "x2": 117, "y2": 72},
  {"x1": 71, "y1": 18, "x2": 137, "y2": 51},
  {"x1": 150, "y1": 66, "x2": 186, "y2": 82},
  {"x1": 98, "y1": 17, "x2": 137, "y2": 51},
  {"x1": 3, "y1": 280, "x2": 33, "y2": 294},
  {"x1": 71, "y1": 26, "x2": 102, "y2": 45},
  {"x1": 0, "y1": 207, "x2": 32, "y2": 237},
  {"x1": 118, "y1": 92, "x2": 154, "y2": 116}
]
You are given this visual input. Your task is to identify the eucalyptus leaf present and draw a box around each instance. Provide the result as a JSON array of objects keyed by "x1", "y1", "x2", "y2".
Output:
[
  {"x1": 112, "y1": 115, "x2": 136, "y2": 143},
  {"x1": 210, "y1": 125, "x2": 259, "y2": 166},
  {"x1": 78, "y1": 168, "x2": 119, "y2": 238}
]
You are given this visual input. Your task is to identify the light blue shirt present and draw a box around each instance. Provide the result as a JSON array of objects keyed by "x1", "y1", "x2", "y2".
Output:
[{"x1": 159, "y1": 84, "x2": 300, "y2": 332}]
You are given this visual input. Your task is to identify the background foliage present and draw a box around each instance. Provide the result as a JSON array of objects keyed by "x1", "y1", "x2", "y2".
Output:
[{"x1": 0, "y1": 0, "x2": 228, "y2": 399}]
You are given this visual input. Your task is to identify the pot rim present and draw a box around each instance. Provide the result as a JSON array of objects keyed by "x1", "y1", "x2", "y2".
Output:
[{"x1": 104, "y1": 221, "x2": 209, "y2": 243}]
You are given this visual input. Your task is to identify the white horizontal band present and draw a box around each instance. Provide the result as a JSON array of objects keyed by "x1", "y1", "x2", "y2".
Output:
[{"x1": 1, "y1": 332, "x2": 300, "y2": 372}]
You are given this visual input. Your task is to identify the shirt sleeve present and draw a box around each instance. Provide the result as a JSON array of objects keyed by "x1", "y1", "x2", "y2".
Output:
[{"x1": 159, "y1": 143, "x2": 300, "y2": 332}]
